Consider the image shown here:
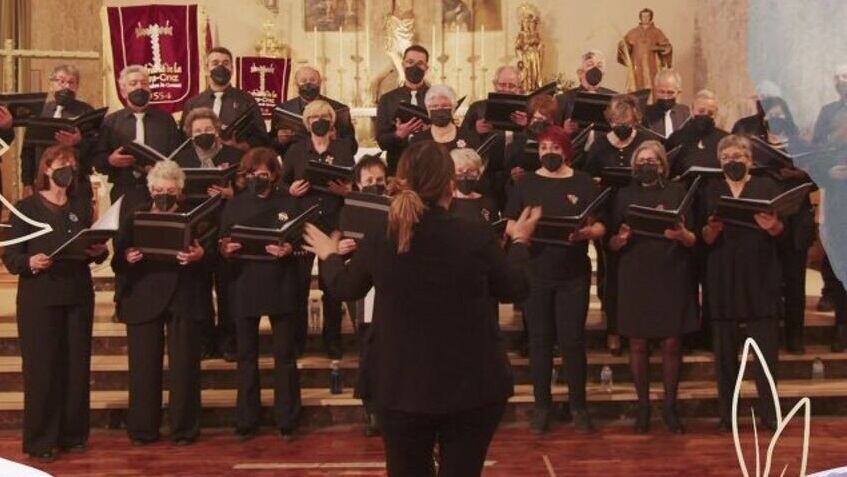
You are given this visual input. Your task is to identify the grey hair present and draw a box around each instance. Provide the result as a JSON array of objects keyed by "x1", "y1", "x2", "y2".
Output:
[
  {"x1": 493, "y1": 65, "x2": 520, "y2": 82},
  {"x1": 717, "y1": 134, "x2": 753, "y2": 158},
  {"x1": 694, "y1": 89, "x2": 718, "y2": 102},
  {"x1": 50, "y1": 64, "x2": 81, "y2": 85},
  {"x1": 653, "y1": 69, "x2": 682, "y2": 90},
  {"x1": 424, "y1": 84, "x2": 457, "y2": 108},
  {"x1": 578, "y1": 50, "x2": 606, "y2": 70},
  {"x1": 147, "y1": 160, "x2": 186, "y2": 191},
  {"x1": 119, "y1": 65, "x2": 149, "y2": 87},
  {"x1": 450, "y1": 147, "x2": 484, "y2": 173}
]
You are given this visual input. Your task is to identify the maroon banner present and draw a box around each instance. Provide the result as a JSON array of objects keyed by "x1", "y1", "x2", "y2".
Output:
[
  {"x1": 106, "y1": 4, "x2": 201, "y2": 113},
  {"x1": 236, "y1": 56, "x2": 292, "y2": 120}
]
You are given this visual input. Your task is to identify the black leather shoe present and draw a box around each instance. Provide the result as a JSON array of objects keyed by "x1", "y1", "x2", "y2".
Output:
[
  {"x1": 759, "y1": 416, "x2": 778, "y2": 432},
  {"x1": 530, "y1": 407, "x2": 551, "y2": 434},
  {"x1": 364, "y1": 412, "x2": 380, "y2": 437},
  {"x1": 61, "y1": 443, "x2": 87, "y2": 453},
  {"x1": 235, "y1": 428, "x2": 258, "y2": 442},
  {"x1": 817, "y1": 295, "x2": 835, "y2": 312},
  {"x1": 31, "y1": 450, "x2": 57, "y2": 463},
  {"x1": 572, "y1": 409, "x2": 596, "y2": 434},
  {"x1": 717, "y1": 419, "x2": 732, "y2": 433},
  {"x1": 280, "y1": 428, "x2": 296, "y2": 442},
  {"x1": 662, "y1": 407, "x2": 685, "y2": 434},
  {"x1": 832, "y1": 325, "x2": 847, "y2": 353},
  {"x1": 173, "y1": 438, "x2": 194, "y2": 446},
  {"x1": 325, "y1": 343, "x2": 343, "y2": 360},
  {"x1": 634, "y1": 406, "x2": 650, "y2": 434}
]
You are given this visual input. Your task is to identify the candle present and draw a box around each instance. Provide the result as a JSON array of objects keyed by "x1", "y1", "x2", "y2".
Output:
[
  {"x1": 432, "y1": 25, "x2": 436, "y2": 59},
  {"x1": 480, "y1": 24, "x2": 486, "y2": 66},
  {"x1": 454, "y1": 24, "x2": 459, "y2": 64},
  {"x1": 365, "y1": 11, "x2": 371, "y2": 70},
  {"x1": 312, "y1": 26, "x2": 318, "y2": 66},
  {"x1": 339, "y1": 26, "x2": 343, "y2": 67}
]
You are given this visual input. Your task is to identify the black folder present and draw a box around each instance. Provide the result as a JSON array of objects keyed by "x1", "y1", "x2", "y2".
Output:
[
  {"x1": 24, "y1": 107, "x2": 108, "y2": 146},
  {"x1": 571, "y1": 91, "x2": 614, "y2": 129},
  {"x1": 749, "y1": 136, "x2": 816, "y2": 171},
  {"x1": 394, "y1": 102, "x2": 431, "y2": 125},
  {"x1": 305, "y1": 160, "x2": 353, "y2": 192},
  {"x1": 123, "y1": 138, "x2": 192, "y2": 169},
  {"x1": 182, "y1": 164, "x2": 239, "y2": 201},
  {"x1": 570, "y1": 125, "x2": 594, "y2": 165},
  {"x1": 271, "y1": 107, "x2": 309, "y2": 136},
  {"x1": 0, "y1": 93, "x2": 48, "y2": 126},
  {"x1": 490, "y1": 217, "x2": 508, "y2": 235},
  {"x1": 339, "y1": 192, "x2": 391, "y2": 240},
  {"x1": 635, "y1": 124, "x2": 668, "y2": 143},
  {"x1": 476, "y1": 133, "x2": 500, "y2": 167},
  {"x1": 714, "y1": 182, "x2": 814, "y2": 229},
  {"x1": 49, "y1": 196, "x2": 123, "y2": 260},
  {"x1": 220, "y1": 106, "x2": 255, "y2": 142},
  {"x1": 532, "y1": 187, "x2": 611, "y2": 245},
  {"x1": 600, "y1": 166, "x2": 633, "y2": 188},
  {"x1": 484, "y1": 82, "x2": 558, "y2": 131},
  {"x1": 625, "y1": 177, "x2": 702, "y2": 238},
  {"x1": 132, "y1": 195, "x2": 222, "y2": 261},
  {"x1": 675, "y1": 165, "x2": 724, "y2": 183},
  {"x1": 229, "y1": 204, "x2": 322, "y2": 260}
]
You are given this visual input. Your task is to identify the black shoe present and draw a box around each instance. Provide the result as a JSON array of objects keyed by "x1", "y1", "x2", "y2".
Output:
[
  {"x1": 364, "y1": 412, "x2": 380, "y2": 437},
  {"x1": 556, "y1": 402, "x2": 573, "y2": 423},
  {"x1": 235, "y1": 428, "x2": 258, "y2": 442},
  {"x1": 817, "y1": 295, "x2": 835, "y2": 312},
  {"x1": 325, "y1": 343, "x2": 343, "y2": 360},
  {"x1": 759, "y1": 416, "x2": 778, "y2": 432},
  {"x1": 634, "y1": 406, "x2": 650, "y2": 434},
  {"x1": 60, "y1": 443, "x2": 87, "y2": 453},
  {"x1": 30, "y1": 450, "x2": 57, "y2": 463},
  {"x1": 530, "y1": 407, "x2": 552, "y2": 434},
  {"x1": 832, "y1": 325, "x2": 847, "y2": 353},
  {"x1": 572, "y1": 409, "x2": 596, "y2": 434},
  {"x1": 717, "y1": 419, "x2": 732, "y2": 433},
  {"x1": 786, "y1": 335, "x2": 805, "y2": 355},
  {"x1": 130, "y1": 437, "x2": 158, "y2": 446},
  {"x1": 221, "y1": 349, "x2": 237, "y2": 363},
  {"x1": 662, "y1": 406, "x2": 685, "y2": 434},
  {"x1": 173, "y1": 438, "x2": 194, "y2": 446},
  {"x1": 280, "y1": 428, "x2": 296, "y2": 442}
]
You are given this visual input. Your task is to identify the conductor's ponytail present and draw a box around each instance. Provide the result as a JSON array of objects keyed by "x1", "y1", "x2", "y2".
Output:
[{"x1": 388, "y1": 141, "x2": 455, "y2": 254}]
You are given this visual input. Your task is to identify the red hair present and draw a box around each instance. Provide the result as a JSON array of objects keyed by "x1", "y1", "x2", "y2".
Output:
[{"x1": 537, "y1": 125, "x2": 574, "y2": 162}]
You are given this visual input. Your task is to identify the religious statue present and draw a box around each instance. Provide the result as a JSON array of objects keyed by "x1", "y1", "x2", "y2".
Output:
[
  {"x1": 515, "y1": 2, "x2": 542, "y2": 92},
  {"x1": 254, "y1": 21, "x2": 288, "y2": 58},
  {"x1": 370, "y1": 0, "x2": 415, "y2": 101},
  {"x1": 618, "y1": 8, "x2": 673, "y2": 91}
]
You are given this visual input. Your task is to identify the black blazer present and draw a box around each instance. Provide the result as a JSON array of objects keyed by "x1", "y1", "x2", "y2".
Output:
[
  {"x1": 321, "y1": 206, "x2": 530, "y2": 413},
  {"x1": 172, "y1": 143, "x2": 244, "y2": 169},
  {"x1": 1, "y1": 194, "x2": 105, "y2": 307},
  {"x1": 112, "y1": 189, "x2": 213, "y2": 324},
  {"x1": 181, "y1": 86, "x2": 269, "y2": 147},
  {"x1": 643, "y1": 103, "x2": 690, "y2": 137},
  {"x1": 376, "y1": 85, "x2": 430, "y2": 175}
]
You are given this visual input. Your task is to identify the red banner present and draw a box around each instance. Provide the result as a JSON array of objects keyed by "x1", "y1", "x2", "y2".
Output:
[
  {"x1": 106, "y1": 4, "x2": 201, "y2": 113},
  {"x1": 236, "y1": 56, "x2": 291, "y2": 120}
]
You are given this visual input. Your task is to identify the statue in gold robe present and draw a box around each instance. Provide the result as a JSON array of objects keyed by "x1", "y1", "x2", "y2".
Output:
[
  {"x1": 618, "y1": 8, "x2": 672, "y2": 91},
  {"x1": 515, "y1": 3, "x2": 543, "y2": 92}
]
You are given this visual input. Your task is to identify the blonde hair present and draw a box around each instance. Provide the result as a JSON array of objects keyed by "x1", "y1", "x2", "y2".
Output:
[
  {"x1": 450, "y1": 148, "x2": 484, "y2": 173},
  {"x1": 717, "y1": 134, "x2": 753, "y2": 158},
  {"x1": 605, "y1": 94, "x2": 642, "y2": 124},
  {"x1": 147, "y1": 160, "x2": 186, "y2": 191},
  {"x1": 630, "y1": 140, "x2": 669, "y2": 179},
  {"x1": 302, "y1": 99, "x2": 336, "y2": 128}
]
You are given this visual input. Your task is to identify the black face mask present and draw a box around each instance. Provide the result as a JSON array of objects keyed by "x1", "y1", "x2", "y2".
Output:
[
  {"x1": 527, "y1": 120, "x2": 550, "y2": 137},
  {"x1": 633, "y1": 163, "x2": 660, "y2": 184},
  {"x1": 540, "y1": 153, "x2": 564, "y2": 172},
  {"x1": 152, "y1": 193, "x2": 178, "y2": 211},
  {"x1": 585, "y1": 67, "x2": 603, "y2": 87},
  {"x1": 836, "y1": 81, "x2": 847, "y2": 98},
  {"x1": 655, "y1": 98, "x2": 676, "y2": 112},
  {"x1": 51, "y1": 166, "x2": 74, "y2": 188},
  {"x1": 612, "y1": 125, "x2": 634, "y2": 141},
  {"x1": 456, "y1": 178, "x2": 478, "y2": 195},
  {"x1": 404, "y1": 65, "x2": 425, "y2": 84},
  {"x1": 210, "y1": 65, "x2": 232, "y2": 86},
  {"x1": 723, "y1": 160, "x2": 748, "y2": 181},
  {"x1": 691, "y1": 114, "x2": 715, "y2": 134},
  {"x1": 361, "y1": 184, "x2": 386, "y2": 196},
  {"x1": 311, "y1": 118, "x2": 331, "y2": 137},
  {"x1": 247, "y1": 176, "x2": 271, "y2": 196},
  {"x1": 766, "y1": 117, "x2": 791, "y2": 136},
  {"x1": 298, "y1": 83, "x2": 320, "y2": 101},
  {"x1": 193, "y1": 133, "x2": 217, "y2": 150},
  {"x1": 127, "y1": 88, "x2": 151, "y2": 108},
  {"x1": 54, "y1": 88, "x2": 76, "y2": 107},
  {"x1": 430, "y1": 108, "x2": 453, "y2": 127}
]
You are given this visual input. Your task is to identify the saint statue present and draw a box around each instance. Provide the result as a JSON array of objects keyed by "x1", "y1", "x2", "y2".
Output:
[
  {"x1": 370, "y1": 0, "x2": 416, "y2": 101},
  {"x1": 618, "y1": 8, "x2": 672, "y2": 91},
  {"x1": 515, "y1": 2, "x2": 542, "y2": 92}
]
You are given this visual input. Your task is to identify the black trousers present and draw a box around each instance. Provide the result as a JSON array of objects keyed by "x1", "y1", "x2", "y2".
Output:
[
  {"x1": 780, "y1": 244, "x2": 809, "y2": 341},
  {"x1": 17, "y1": 302, "x2": 93, "y2": 455},
  {"x1": 318, "y1": 260, "x2": 347, "y2": 350},
  {"x1": 200, "y1": 261, "x2": 234, "y2": 351},
  {"x1": 377, "y1": 401, "x2": 505, "y2": 477},
  {"x1": 602, "y1": 249, "x2": 619, "y2": 335},
  {"x1": 126, "y1": 310, "x2": 201, "y2": 442},
  {"x1": 712, "y1": 319, "x2": 779, "y2": 423},
  {"x1": 235, "y1": 314, "x2": 301, "y2": 432},
  {"x1": 525, "y1": 274, "x2": 591, "y2": 411},
  {"x1": 821, "y1": 254, "x2": 841, "y2": 298},
  {"x1": 293, "y1": 254, "x2": 314, "y2": 353}
]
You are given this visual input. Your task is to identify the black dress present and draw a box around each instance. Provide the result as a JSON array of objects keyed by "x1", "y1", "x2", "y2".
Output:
[
  {"x1": 409, "y1": 128, "x2": 481, "y2": 151},
  {"x1": 611, "y1": 182, "x2": 699, "y2": 338},
  {"x1": 580, "y1": 131, "x2": 651, "y2": 176},
  {"x1": 450, "y1": 195, "x2": 500, "y2": 224}
]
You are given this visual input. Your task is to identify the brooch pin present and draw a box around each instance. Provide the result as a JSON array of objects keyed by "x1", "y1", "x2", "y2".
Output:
[
  {"x1": 68, "y1": 212, "x2": 79, "y2": 223},
  {"x1": 481, "y1": 208, "x2": 490, "y2": 221},
  {"x1": 324, "y1": 155, "x2": 335, "y2": 165},
  {"x1": 278, "y1": 212, "x2": 289, "y2": 222},
  {"x1": 456, "y1": 139, "x2": 467, "y2": 149},
  {"x1": 567, "y1": 194, "x2": 579, "y2": 205}
]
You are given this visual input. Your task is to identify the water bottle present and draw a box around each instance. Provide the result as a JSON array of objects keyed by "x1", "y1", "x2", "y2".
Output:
[
  {"x1": 329, "y1": 360, "x2": 344, "y2": 394},
  {"x1": 309, "y1": 297, "x2": 321, "y2": 334},
  {"x1": 600, "y1": 365, "x2": 614, "y2": 393},
  {"x1": 811, "y1": 357, "x2": 825, "y2": 380}
]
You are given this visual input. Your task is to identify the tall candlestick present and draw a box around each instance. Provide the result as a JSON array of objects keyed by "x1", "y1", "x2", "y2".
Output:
[
  {"x1": 338, "y1": 26, "x2": 343, "y2": 66},
  {"x1": 313, "y1": 26, "x2": 318, "y2": 66},
  {"x1": 364, "y1": 1, "x2": 371, "y2": 71},
  {"x1": 454, "y1": 24, "x2": 459, "y2": 66},
  {"x1": 480, "y1": 24, "x2": 486, "y2": 66}
]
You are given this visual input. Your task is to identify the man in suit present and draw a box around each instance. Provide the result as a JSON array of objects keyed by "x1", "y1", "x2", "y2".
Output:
[
  {"x1": 376, "y1": 45, "x2": 431, "y2": 175},
  {"x1": 21, "y1": 64, "x2": 97, "y2": 199},
  {"x1": 181, "y1": 47, "x2": 268, "y2": 150},
  {"x1": 643, "y1": 69, "x2": 690, "y2": 138},
  {"x1": 271, "y1": 65, "x2": 356, "y2": 157},
  {"x1": 556, "y1": 50, "x2": 618, "y2": 134},
  {"x1": 93, "y1": 65, "x2": 183, "y2": 203}
]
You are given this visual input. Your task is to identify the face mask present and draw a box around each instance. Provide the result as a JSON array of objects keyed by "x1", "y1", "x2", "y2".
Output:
[
  {"x1": 766, "y1": 117, "x2": 791, "y2": 136},
  {"x1": 612, "y1": 124, "x2": 633, "y2": 141},
  {"x1": 311, "y1": 118, "x2": 331, "y2": 137},
  {"x1": 456, "y1": 178, "x2": 478, "y2": 195},
  {"x1": 361, "y1": 184, "x2": 386, "y2": 196},
  {"x1": 691, "y1": 114, "x2": 715, "y2": 134},
  {"x1": 527, "y1": 120, "x2": 550, "y2": 137},
  {"x1": 51, "y1": 166, "x2": 74, "y2": 188},
  {"x1": 210, "y1": 65, "x2": 232, "y2": 86},
  {"x1": 127, "y1": 88, "x2": 150, "y2": 108},
  {"x1": 298, "y1": 83, "x2": 320, "y2": 101},
  {"x1": 193, "y1": 133, "x2": 216, "y2": 150},
  {"x1": 430, "y1": 108, "x2": 453, "y2": 127},
  {"x1": 655, "y1": 98, "x2": 675, "y2": 112},
  {"x1": 54, "y1": 88, "x2": 75, "y2": 107},
  {"x1": 404, "y1": 65, "x2": 425, "y2": 84},
  {"x1": 722, "y1": 160, "x2": 748, "y2": 181},
  {"x1": 633, "y1": 163, "x2": 660, "y2": 184},
  {"x1": 585, "y1": 67, "x2": 603, "y2": 87},
  {"x1": 540, "y1": 153, "x2": 564, "y2": 172},
  {"x1": 153, "y1": 193, "x2": 177, "y2": 211},
  {"x1": 247, "y1": 176, "x2": 271, "y2": 196},
  {"x1": 836, "y1": 81, "x2": 847, "y2": 98}
]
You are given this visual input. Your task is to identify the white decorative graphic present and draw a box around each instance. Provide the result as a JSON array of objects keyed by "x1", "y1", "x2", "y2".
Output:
[
  {"x1": 250, "y1": 63, "x2": 275, "y2": 93},
  {"x1": 732, "y1": 338, "x2": 811, "y2": 477},
  {"x1": 135, "y1": 21, "x2": 173, "y2": 70},
  {"x1": 0, "y1": 137, "x2": 9, "y2": 157}
]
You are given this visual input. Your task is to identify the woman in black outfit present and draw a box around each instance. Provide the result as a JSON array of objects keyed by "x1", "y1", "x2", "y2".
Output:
[
  {"x1": 700, "y1": 134, "x2": 784, "y2": 432},
  {"x1": 504, "y1": 125, "x2": 606, "y2": 434},
  {"x1": 410, "y1": 84, "x2": 481, "y2": 151},
  {"x1": 304, "y1": 140, "x2": 537, "y2": 477},
  {"x1": 114, "y1": 160, "x2": 210, "y2": 446},
  {"x1": 449, "y1": 148, "x2": 500, "y2": 224},
  {"x1": 2, "y1": 145, "x2": 108, "y2": 462},
  {"x1": 219, "y1": 147, "x2": 303, "y2": 440},
  {"x1": 608, "y1": 140, "x2": 699, "y2": 434},
  {"x1": 284, "y1": 99, "x2": 356, "y2": 359}
]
